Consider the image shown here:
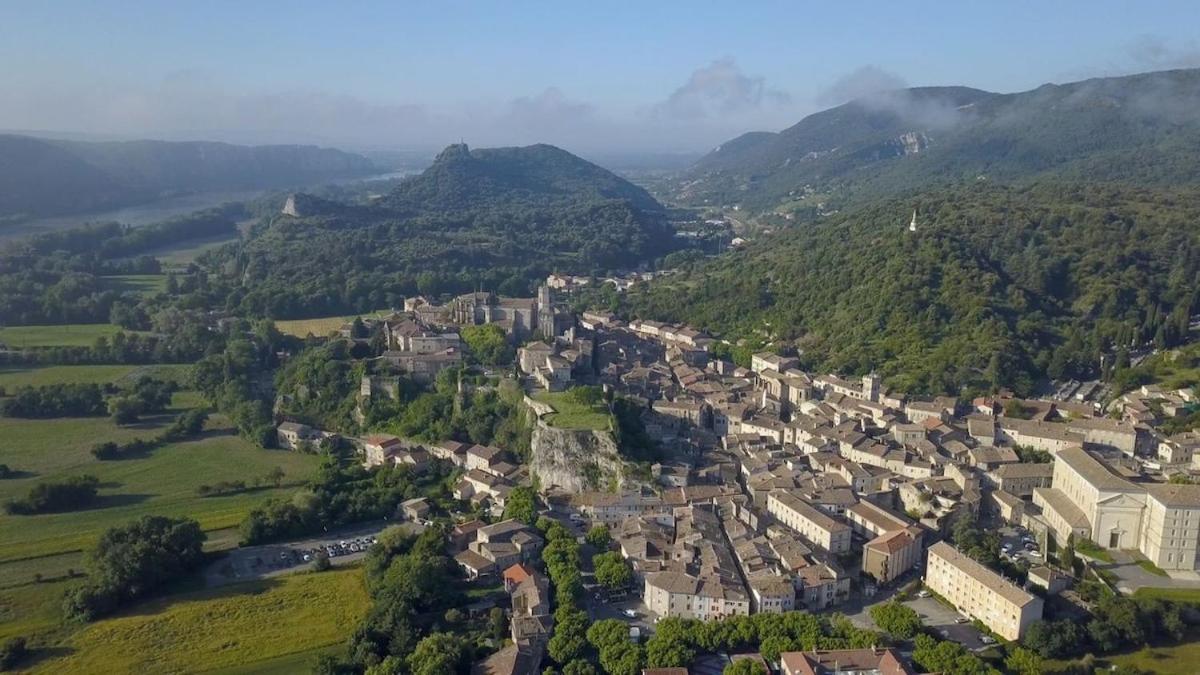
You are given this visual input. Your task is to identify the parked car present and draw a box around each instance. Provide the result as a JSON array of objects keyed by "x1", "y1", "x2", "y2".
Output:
[
  {"x1": 955, "y1": 617, "x2": 969, "y2": 624},
  {"x1": 622, "y1": 609, "x2": 637, "y2": 619},
  {"x1": 916, "y1": 590, "x2": 931, "y2": 598}
]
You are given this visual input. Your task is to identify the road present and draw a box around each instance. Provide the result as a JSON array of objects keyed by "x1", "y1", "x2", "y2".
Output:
[{"x1": 202, "y1": 520, "x2": 419, "y2": 587}]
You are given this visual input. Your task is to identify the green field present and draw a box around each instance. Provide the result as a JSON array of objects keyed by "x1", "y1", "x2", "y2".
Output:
[
  {"x1": 1132, "y1": 586, "x2": 1200, "y2": 603},
  {"x1": 150, "y1": 232, "x2": 241, "y2": 267},
  {"x1": 0, "y1": 324, "x2": 132, "y2": 349},
  {"x1": 99, "y1": 274, "x2": 168, "y2": 297},
  {"x1": 275, "y1": 309, "x2": 393, "y2": 338},
  {"x1": 0, "y1": 578, "x2": 77, "y2": 645},
  {"x1": 533, "y1": 390, "x2": 613, "y2": 430},
  {"x1": 0, "y1": 364, "x2": 191, "y2": 389},
  {"x1": 34, "y1": 569, "x2": 367, "y2": 674},
  {"x1": 0, "y1": 395, "x2": 317, "y2": 563}
]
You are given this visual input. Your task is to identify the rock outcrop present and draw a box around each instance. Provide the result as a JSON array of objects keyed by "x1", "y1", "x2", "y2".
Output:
[{"x1": 524, "y1": 396, "x2": 626, "y2": 492}]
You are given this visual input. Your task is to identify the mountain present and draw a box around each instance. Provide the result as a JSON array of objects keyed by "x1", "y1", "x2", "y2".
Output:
[
  {"x1": 625, "y1": 183, "x2": 1200, "y2": 396},
  {"x1": 678, "y1": 69, "x2": 1200, "y2": 212},
  {"x1": 211, "y1": 144, "x2": 676, "y2": 318},
  {"x1": 0, "y1": 134, "x2": 377, "y2": 220},
  {"x1": 379, "y1": 143, "x2": 663, "y2": 213}
]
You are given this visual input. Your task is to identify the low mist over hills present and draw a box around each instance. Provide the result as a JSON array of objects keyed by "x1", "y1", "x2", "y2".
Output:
[
  {"x1": 0, "y1": 134, "x2": 377, "y2": 220},
  {"x1": 678, "y1": 68, "x2": 1200, "y2": 212}
]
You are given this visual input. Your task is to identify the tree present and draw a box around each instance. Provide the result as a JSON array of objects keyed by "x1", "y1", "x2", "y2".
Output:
[
  {"x1": 1004, "y1": 647, "x2": 1043, "y2": 675},
  {"x1": 268, "y1": 466, "x2": 286, "y2": 487},
  {"x1": 108, "y1": 395, "x2": 141, "y2": 425},
  {"x1": 312, "y1": 550, "x2": 332, "y2": 572},
  {"x1": 598, "y1": 642, "x2": 644, "y2": 675},
  {"x1": 593, "y1": 551, "x2": 633, "y2": 591},
  {"x1": 461, "y1": 324, "x2": 512, "y2": 365},
  {"x1": 502, "y1": 486, "x2": 538, "y2": 525},
  {"x1": 724, "y1": 660, "x2": 768, "y2": 675},
  {"x1": 645, "y1": 618, "x2": 696, "y2": 668},
  {"x1": 586, "y1": 619, "x2": 630, "y2": 652},
  {"x1": 62, "y1": 516, "x2": 206, "y2": 621},
  {"x1": 1023, "y1": 619, "x2": 1084, "y2": 659},
  {"x1": 585, "y1": 524, "x2": 611, "y2": 549},
  {"x1": 869, "y1": 600, "x2": 923, "y2": 639},
  {"x1": 562, "y1": 660, "x2": 598, "y2": 675},
  {"x1": 406, "y1": 632, "x2": 470, "y2": 675},
  {"x1": 758, "y1": 635, "x2": 798, "y2": 662},
  {"x1": 489, "y1": 606, "x2": 508, "y2": 641},
  {"x1": 1059, "y1": 533, "x2": 1077, "y2": 573}
]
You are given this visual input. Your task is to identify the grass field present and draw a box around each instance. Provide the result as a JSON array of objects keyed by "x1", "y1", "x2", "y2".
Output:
[
  {"x1": 34, "y1": 568, "x2": 367, "y2": 674},
  {"x1": 1106, "y1": 629, "x2": 1200, "y2": 674},
  {"x1": 274, "y1": 309, "x2": 393, "y2": 338},
  {"x1": 533, "y1": 390, "x2": 613, "y2": 430},
  {"x1": 0, "y1": 395, "x2": 317, "y2": 563},
  {"x1": 151, "y1": 232, "x2": 241, "y2": 267},
  {"x1": 1132, "y1": 586, "x2": 1200, "y2": 603},
  {"x1": 0, "y1": 324, "x2": 132, "y2": 349},
  {"x1": 99, "y1": 274, "x2": 168, "y2": 297},
  {"x1": 0, "y1": 363, "x2": 191, "y2": 390},
  {"x1": 0, "y1": 578, "x2": 77, "y2": 645}
]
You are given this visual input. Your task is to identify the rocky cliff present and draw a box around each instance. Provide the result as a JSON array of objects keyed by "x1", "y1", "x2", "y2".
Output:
[{"x1": 524, "y1": 396, "x2": 627, "y2": 492}]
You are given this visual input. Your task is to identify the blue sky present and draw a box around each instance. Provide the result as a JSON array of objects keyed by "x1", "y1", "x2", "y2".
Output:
[{"x1": 2, "y1": 1, "x2": 1198, "y2": 153}]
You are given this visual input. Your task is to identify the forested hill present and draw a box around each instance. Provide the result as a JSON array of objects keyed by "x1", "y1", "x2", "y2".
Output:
[
  {"x1": 678, "y1": 68, "x2": 1200, "y2": 212},
  {"x1": 624, "y1": 183, "x2": 1200, "y2": 396},
  {"x1": 209, "y1": 144, "x2": 677, "y2": 318},
  {"x1": 0, "y1": 134, "x2": 377, "y2": 220},
  {"x1": 379, "y1": 142, "x2": 663, "y2": 213}
]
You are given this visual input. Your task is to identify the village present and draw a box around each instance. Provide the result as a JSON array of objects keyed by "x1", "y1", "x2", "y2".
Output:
[{"x1": 270, "y1": 276, "x2": 1200, "y2": 675}]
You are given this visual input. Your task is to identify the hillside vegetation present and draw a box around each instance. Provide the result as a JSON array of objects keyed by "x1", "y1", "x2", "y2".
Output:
[
  {"x1": 627, "y1": 183, "x2": 1199, "y2": 395},
  {"x1": 208, "y1": 143, "x2": 677, "y2": 318},
  {"x1": 680, "y1": 69, "x2": 1200, "y2": 212}
]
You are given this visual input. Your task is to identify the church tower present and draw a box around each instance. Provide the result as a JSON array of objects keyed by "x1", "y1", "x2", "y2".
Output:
[{"x1": 862, "y1": 372, "x2": 881, "y2": 402}]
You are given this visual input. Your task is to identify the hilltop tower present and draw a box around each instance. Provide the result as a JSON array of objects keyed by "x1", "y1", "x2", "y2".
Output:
[{"x1": 908, "y1": 209, "x2": 918, "y2": 233}]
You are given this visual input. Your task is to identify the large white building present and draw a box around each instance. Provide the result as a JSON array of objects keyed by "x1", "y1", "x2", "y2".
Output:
[
  {"x1": 924, "y1": 542, "x2": 1043, "y2": 641},
  {"x1": 1034, "y1": 447, "x2": 1200, "y2": 571}
]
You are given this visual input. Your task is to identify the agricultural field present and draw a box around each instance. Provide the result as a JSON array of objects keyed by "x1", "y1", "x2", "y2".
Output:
[
  {"x1": 150, "y1": 232, "x2": 241, "y2": 267},
  {"x1": 32, "y1": 569, "x2": 368, "y2": 674},
  {"x1": 0, "y1": 324, "x2": 131, "y2": 349},
  {"x1": 274, "y1": 309, "x2": 393, "y2": 338},
  {"x1": 0, "y1": 363, "x2": 192, "y2": 389},
  {"x1": 98, "y1": 274, "x2": 168, "y2": 297},
  {"x1": 533, "y1": 390, "x2": 613, "y2": 430},
  {"x1": 0, "y1": 578, "x2": 77, "y2": 645},
  {"x1": 0, "y1": 395, "x2": 317, "y2": 564}
]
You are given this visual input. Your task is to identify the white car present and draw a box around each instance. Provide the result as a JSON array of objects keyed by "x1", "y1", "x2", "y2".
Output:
[
  {"x1": 916, "y1": 590, "x2": 930, "y2": 598},
  {"x1": 622, "y1": 609, "x2": 637, "y2": 619}
]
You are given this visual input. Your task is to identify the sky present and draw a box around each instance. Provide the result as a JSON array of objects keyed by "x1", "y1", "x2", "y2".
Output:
[{"x1": 2, "y1": 1, "x2": 1200, "y2": 156}]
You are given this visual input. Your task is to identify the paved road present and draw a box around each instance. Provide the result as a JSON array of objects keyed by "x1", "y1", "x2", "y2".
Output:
[{"x1": 203, "y1": 520, "x2": 419, "y2": 587}]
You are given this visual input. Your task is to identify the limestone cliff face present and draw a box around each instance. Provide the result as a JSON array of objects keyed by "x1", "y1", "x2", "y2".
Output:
[
  {"x1": 529, "y1": 419, "x2": 625, "y2": 492},
  {"x1": 523, "y1": 396, "x2": 626, "y2": 492}
]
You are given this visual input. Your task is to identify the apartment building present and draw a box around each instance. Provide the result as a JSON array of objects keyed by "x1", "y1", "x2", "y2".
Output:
[
  {"x1": 845, "y1": 500, "x2": 924, "y2": 585},
  {"x1": 924, "y1": 542, "x2": 1043, "y2": 641},
  {"x1": 1139, "y1": 484, "x2": 1200, "y2": 571},
  {"x1": 643, "y1": 570, "x2": 750, "y2": 621},
  {"x1": 767, "y1": 490, "x2": 852, "y2": 554}
]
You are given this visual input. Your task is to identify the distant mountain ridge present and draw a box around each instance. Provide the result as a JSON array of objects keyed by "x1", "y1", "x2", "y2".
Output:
[
  {"x1": 0, "y1": 134, "x2": 377, "y2": 220},
  {"x1": 379, "y1": 142, "x2": 663, "y2": 214},
  {"x1": 679, "y1": 69, "x2": 1200, "y2": 211}
]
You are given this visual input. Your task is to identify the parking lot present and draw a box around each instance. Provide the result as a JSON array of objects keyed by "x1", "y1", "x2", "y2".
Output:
[
  {"x1": 903, "y1": 596, "x2": 990, "y2": 650},
  {"x1": 998, "y1": 525, "x2": 1045, "y2": 566},
  {"x1": 203, "y1": 521, "x2": 413, "y2": 587}
]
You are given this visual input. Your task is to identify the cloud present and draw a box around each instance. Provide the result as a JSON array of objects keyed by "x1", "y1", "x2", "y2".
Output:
[
  {"x1": 654, "y1": 58, "x2": 791, "y2": 120},
  {"x1": 816, "y1": 65, "x2": 908, "y2": 106}
]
